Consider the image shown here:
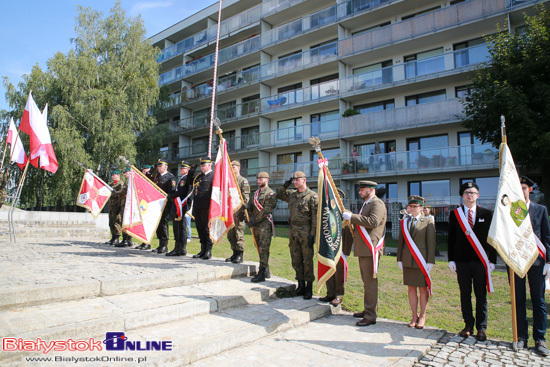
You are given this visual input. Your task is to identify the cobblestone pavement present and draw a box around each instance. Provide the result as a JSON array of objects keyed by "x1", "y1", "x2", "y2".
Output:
[{"x1": 416, "y1": 332, "x2": 550, "y2": 366}]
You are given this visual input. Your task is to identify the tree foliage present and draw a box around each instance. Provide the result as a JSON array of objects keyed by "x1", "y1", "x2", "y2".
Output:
[
  {"x1": 1, "y1": 1, "x2": 163, "y2": 208},
  {"x1": 461, "y1": 6, "x2": 550, "y2": 202}
]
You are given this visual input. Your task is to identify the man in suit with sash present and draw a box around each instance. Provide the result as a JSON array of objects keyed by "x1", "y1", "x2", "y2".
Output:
[
  {"x1": 342, "y1": 180, "x2": 387, "y2": 327},
  {"x1": 513, "y1": 176, "x2": 550, "y2": 355},
  {"x1": 448, "y1": 182, "x2": 496, "y2": 341}
]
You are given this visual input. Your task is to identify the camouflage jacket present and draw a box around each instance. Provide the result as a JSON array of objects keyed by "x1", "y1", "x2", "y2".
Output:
[
  {"x1": 247, "y1": 186, "x2": 277, "y2": 223},
  {"x1": 277, "y1": 186, "x2": 318, "y2": 236}
]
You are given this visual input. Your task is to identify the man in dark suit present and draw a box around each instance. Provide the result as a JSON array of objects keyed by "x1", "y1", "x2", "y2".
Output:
[
  {"x1": 342, "y1": 181, "x2": 387, "y2": 327},
  {"x1": 166, "y1": 161, "x2": 192, "y2": 257},
  {"x1": 513, "y1": 176, "x2": 550, "y2": 355},
  {"x1": 191, "y1": 158, "x2": 214, "y2": 260},
  {"x1": 448, "y1": 182, "x2": 496, "y2": 341},
  {"x1": 153, "y1": 160, "x2": 176, "y2": 254}
]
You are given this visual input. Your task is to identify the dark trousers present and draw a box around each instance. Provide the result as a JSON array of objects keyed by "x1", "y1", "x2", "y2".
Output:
[
  {"x1": 326, "y1": 259, "x2": 345, "y2": 298},
  {"x1": 456, "y1": 261, "x2": 488, "y2": 331},
  {"x1": 513, "y1": 263, "x2": 547, "y2": 342},
  {"x1": 173, "y1": 217, "x2": 187, "y2": 244},
  {"x1": 194, "y1": 207, "x2": 212, "y2": 250},
  {"x1": 156, "y1": 207, "x2": 170, "y2": 246}
]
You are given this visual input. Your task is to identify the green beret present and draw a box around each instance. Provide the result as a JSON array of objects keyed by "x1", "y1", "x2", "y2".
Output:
[{"x1": 112, "y1": 170, "x2": 121, "y2": 175}]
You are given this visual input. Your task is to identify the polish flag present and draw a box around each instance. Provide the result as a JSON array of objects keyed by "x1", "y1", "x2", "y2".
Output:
[
  {"x1": 19, "y1": 91, "x2": 58, "y2": 173},
  {"x1": 6, "y1": 117, "x2": 27, "y2": 169}
]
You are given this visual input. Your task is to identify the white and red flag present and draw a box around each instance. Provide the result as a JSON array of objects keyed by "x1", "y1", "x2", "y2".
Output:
[
  {"x1": 76, "y1": 169, "x2": 113, "y2": 218},
  {"x1": 6, "y1": 117, "x2": 27, "y2": 169},
  {"x1": 209, "y1": 138, "x2": 242, "y2": 244},
  {"x1": 122, "y1": 166, "x2": 167, "y2": 244},
  {"x1": 19, "y1": 91, "x2": 58, "y2": 173}
]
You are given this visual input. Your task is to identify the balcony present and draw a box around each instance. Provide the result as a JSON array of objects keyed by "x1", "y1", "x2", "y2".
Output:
[
  {"x1": 261, "y1": 0, "x2": 307, "y2": 17},
  {"x1": 258, "y1": 119, "x2": 340, "y2": 149},
  {"x1": 339, "y1": 0, "x2": 507, "y2": 58},
  {"x1": 261, "y1": 79, "x2": 340, "y2": 113},
  {"x1": 158, "y1": 4, "x2": 261, "y2": 63}
]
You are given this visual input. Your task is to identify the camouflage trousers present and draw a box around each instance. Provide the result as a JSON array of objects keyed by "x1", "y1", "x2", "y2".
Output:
[
  {"x1": 251, "y1": 220, "x2": 273, "y2": 268},
  {"x1": 227, "y1": 219, "x2": 246, "y2": 252},
  {"x1": 289, "y1": 225, "x2": 315, "y2": 282},
  {"x1": 109, "y1": 206, "x2": 122, "y2": 236}
]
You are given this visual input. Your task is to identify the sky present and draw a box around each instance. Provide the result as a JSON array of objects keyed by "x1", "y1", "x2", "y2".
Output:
[{"x1": 0, "y1": 0, "x2": 218, "y2": 113}]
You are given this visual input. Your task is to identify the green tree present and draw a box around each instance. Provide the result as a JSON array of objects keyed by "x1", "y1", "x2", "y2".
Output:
[
  {"x1": 1, "y1": 1, "x2": 162, "y2": 208},
  {"x1": 461, "y1": 6, "x2": 550, "y2": 204}
]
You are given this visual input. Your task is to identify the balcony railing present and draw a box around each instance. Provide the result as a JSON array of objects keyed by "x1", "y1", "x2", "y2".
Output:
[
  {"x1": 261, "y1": 0, "x2": 307, "y2": 16},
  {"x1": 339, "y1": 0, "x2": 506, "y2": 57},
  {"x1": 184, "y1": 66, "x2": 260, "y2": 102},
  {"x1": 158, "y1": 4, "x2": 261, "y2": 63},
  {"x1": 257, "y1": 119, "x2": 339, "y2": 148}
]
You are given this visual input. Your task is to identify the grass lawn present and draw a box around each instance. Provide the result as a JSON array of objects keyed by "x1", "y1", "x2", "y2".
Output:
[{"x1": 145, "y1": 223, "x2": 545, "y2": 343}]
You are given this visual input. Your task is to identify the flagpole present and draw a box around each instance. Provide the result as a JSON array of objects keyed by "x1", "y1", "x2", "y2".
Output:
[
  {"x1": 501, "y1": 114, "x2": 519, "y2": 351},
  {"x1": 207, "y1": 0, "x2": 223, "y2": 159},
  {"x1": 214, "y1": 121, "x2": 260, "y2": 257},
  {"x1": 0, "y1": 136, "x2": 8, "y2": 172}
]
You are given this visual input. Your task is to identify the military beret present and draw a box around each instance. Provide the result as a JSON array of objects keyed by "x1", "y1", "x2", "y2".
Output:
[
  {"x1": 180, "y1": 161, "x2": 191, "y2": 168},
  {"x1": 123, "y1": 167, "x2": 131, "y2": 173},
  {"x1": 408, "y1": 195, "x2": 425, "y2": 206},
  {"x1": 358, "y1": 180, "x2": 377, "y2": 188},
  {"x1": 158, "y1": 159, "x2": 168, "y2": 166},
  {"x1": 257, "y1": 172, "x2": 269, "y2": 179},
  {"x1": 200, "y1": 158, "x2": 212, "y2": 165},
  {"x1": 142, "y1": 165, "x2": 152, "y2": 169},
  {"x1": 292, "y1": 171, "x2": 306, "y2": 179},
  {"x1": 459, "y1": 182, "x2": 479, "y2": 196},
  {"x1": 520, "y1": 176, "x2": 534, "y2": 187},
  {"x1": 112, "y1": 170, "x2": 121, "y2": 175},
  {"x1": 231, "y1": 160, "x2": 241, "y2": 167},
  {"x1": 337, "y1": 188, "x2": 345, "y2": 199}
]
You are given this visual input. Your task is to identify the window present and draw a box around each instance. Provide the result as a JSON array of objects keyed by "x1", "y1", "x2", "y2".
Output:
[
  {"x1": 312, "y1": 148, "x2": 340, "y2": 175},
  {"x1": 354, "y1": 140, "x2": 396, "y2": 172},
  {"x1": 407, "y1": 135, "x2": 448, "y2": 169},
  {"x1": 353, "y1": 60, "x2": 393, "y2": 88},
  {"x1": 242, "y1": 94, "x2": 260, "y2": 115},
  {"x1": 277, "y1": 152, "x2": 303, "y2": 175},
  {"x1": 354, "y1": 99, "x2": 395, "y2": 114},
  {"x1": 404, "y1": 48, "x2": 444, "y2": 78},
  {"x1": 458, "y1": 132, "x2": 495, "y2": 165},
  {"x1": 277, "y1": 83, "x2": 303, "y2": 105},
  {"x1": 242, "y1": 126, "x2": 259, "y2": 146},
  {"x1": 311, "y1": 74, "x2": 339, "y2": 100},
  {"x1": 376, "y1": 182, "x2": 397, "y2": 200},
  {"x1": 408, "y1": 180, "x2": 450, "y2": 201},
  {"x1": 406, "y1": 90, "x2": 446, "y2": 106},
  {"x1": 454, "y1": 38, "x2": 487, "y2": 68},
  {"x1": 278, "y1": 50, "x2": 302, "y2": 72},
  {"x1": 192, "y1": 136, "x2": 208, "y2": 155},
  {"x1": 310, "y1": 40, "x2": 338, "y2": 62},
  {"x1": 455, "y1": 85, "x2": 473, "y2": 98},
  {"x1": 277, "y1": 117, "x2": 303, "y2": 141},
  {"x1": 311, "y1": 110, "x2": 339, "y2": 135},
  {"x1": 193, "y1": 108, "x2": 210, "y2": 127},
  {"x1": 218, "y1": 100, "x2": 236, "y2": 120},
  {"x1": 241, "y1": 158, "x2": 259, "y2": 177}
]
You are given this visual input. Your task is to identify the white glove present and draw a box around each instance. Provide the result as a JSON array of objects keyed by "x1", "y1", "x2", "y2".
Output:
[
  {"x1": 426, "y1": 263, "x2": 434, "y2": 274},
  {"x1": 342, "y1": 211, "x2": 352, "y2": 221},
  {"x1": 543, "y1": 264, "x2": 550, "y2": 281},
  {"x1": 449, "y1": 261, "x2": 457, "y2": 272},
  {"x1": 488, "y1": 263, "x2": 495, "y2": 273},
  {"x1": 397, "y1": 261, "x2": 403, "y2": 270}
]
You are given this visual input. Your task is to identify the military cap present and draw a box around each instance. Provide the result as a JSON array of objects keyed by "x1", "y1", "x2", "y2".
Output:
[
  {"x1": 142, "y1": 165, "x2": 152, "y2": 169},
  {"x1": 200, "y1": 158, "x2": 212, "y2": 165},
  {"x1": 180, "y1": 160, "x2": 191, "y2": 168},
  {"x1": 337, "y1": 188, "x2": 345, "y2": 199},
  {"x1": 520, "y1": 176, "x2": 535, "y2": 187},
  {"x1": 112, "y1": 170, "x2": 121, "y2": 175},
  {"x1": 292, "y1": 171, "x2": 306, "y2": 179},
  {"x1": 459, "y1": 181, "x2": 479, "y2": 196},
  {"x1": 358, "y1": 180, "x2": 377, "y2": 189},
  {"x1": 123, "y1": 167, "x2": 131, "y2": 173},
  {"x1": 408, "y1": 195, "x2": 425, "y2": 206},
  {"x1": 231, "y1": 160, "x2": 241, "y2": 167},
  {"x1": 157, "y1": 159, "x2": 168, "y2": 166},
  {"x1": 257, "y1": 172, "x2": 269, "y2": 179}
]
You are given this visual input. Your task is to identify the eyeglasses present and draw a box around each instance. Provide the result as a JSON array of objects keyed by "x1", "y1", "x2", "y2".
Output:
[{"x1": 463, "y1": 191, "x2": 478, "y2": 195}]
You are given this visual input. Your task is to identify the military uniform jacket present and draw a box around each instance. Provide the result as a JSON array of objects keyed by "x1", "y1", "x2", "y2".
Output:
[
  {"x1": 248, "y1": 186, "x2": 277, "y2": 223},
  {"x1": 154, "y1": 172, "x2": 176, "y2": 211},
  {"x1": 235, "y1": 174, "x2": 250, "y2": 212},
  {"x1": 448, "y1": 205, "x2": 496, "y2": 263},
  {"x1": 397, "y1": 214, "x2": 436, "y2": 268},
  {"x1": 169, "y1": 174, "x2": 192, "y2": 211},
  {"x1": 109, "y1": 181, "x2": 124, "y2": 209},
  {"x1": 277, "y1": 186, "x2": 318, "y2": 237},
  {"x1": 350, "y1": 195, "x2": 387, "y2": 257},
  {"x1": 192, "y1": 170, "x2": 214, "y2": 209},
  {"x1": 528, "y1": 202, "x2": 550, "y2": 265}
]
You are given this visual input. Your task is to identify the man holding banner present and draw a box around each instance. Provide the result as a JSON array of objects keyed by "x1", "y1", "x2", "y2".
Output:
[
  {"x1": 448, "y1": 182, "x2": 496, "y2": 342},
  {"x1": 342, "y1": 180, "x2": 386, "y2": 327},
  {"x1": 512, "y1": 177, "x2": 550, "y2": 355}
]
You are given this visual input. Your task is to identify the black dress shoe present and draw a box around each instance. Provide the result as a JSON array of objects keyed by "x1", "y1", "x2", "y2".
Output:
[
  {"x1": 356, "y1": 318, "x2": 376, "y2": 327},
  {"x1": 458, "y1": 327, "x2": 474, "y2": 337},
  {"x1": 201, "y1": 250, "x2": 212, "y2": 260},
  {"x1": 193, "y1": 251, "x2": 205, "y2": 259},
  {"x1": 476, "y1": 330, "x2": 487, "y2": 342},
  {"x1": 353, "y1": 312, "x2": 365, "y2": 318},
  {"x1": 330, "y1": 297, "x2": 342, "y2": 306},
  {"x1": 165, "y1": 250, "x2": 182, "y2": 256},
  {"x1": 319, "y1": 296, "x2": 335, "y2": 302}
]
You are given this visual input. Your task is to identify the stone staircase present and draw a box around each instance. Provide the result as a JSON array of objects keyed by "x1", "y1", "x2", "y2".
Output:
[{"x1": 0, "y1": 258, "x2": 332, "y2": 366}]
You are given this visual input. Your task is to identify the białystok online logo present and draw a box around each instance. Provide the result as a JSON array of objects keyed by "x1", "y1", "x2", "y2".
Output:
[{"x1": 2, "y1": 332, "x2": 172, "y2": 354}]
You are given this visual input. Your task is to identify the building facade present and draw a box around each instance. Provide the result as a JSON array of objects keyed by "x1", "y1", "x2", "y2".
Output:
[{"x1": 150, "y1": 0, "x2": 546, "y2": 231}]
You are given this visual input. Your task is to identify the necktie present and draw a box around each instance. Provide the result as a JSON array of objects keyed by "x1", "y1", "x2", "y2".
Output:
[
  {"x1": 409, "y1": 217, "x2": 416, "y2": 232},
  {"x1": 468, "y1": 209, "x2": 474, "y2": 228}
]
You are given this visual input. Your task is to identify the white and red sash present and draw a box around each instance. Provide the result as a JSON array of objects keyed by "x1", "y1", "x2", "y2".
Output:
[
  {"x1": 454, "y1": 207, "x2": 494, "y2": 292},
  {"x1": 357, "y1": 225, "x2": 385, "y2": 277},
  {"x1": 254, "y1": 189, "x2": 275, "y2": 238},
  {"x1": 401, "y1": 217, "x2": 432, "y2": 294}
]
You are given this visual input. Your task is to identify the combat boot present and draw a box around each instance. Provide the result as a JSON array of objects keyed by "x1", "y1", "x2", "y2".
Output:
[
  {"x1": 265, "y1": 266, "x2": 271, "y2": 278},
  {"x1": 111, "y1": 236, "x2": 120, "y2": 247},
  {"x1": 232, "y1": 251, "x2": 243, "y2": 264},
  {"x1": 201, "y1": 246, "x2": 212, "y2": 260},
  {"x1": 303, "y1": 281, "x2": 313, "y2": 300},
  {"x1": 225, "y1": 250, "x2": 237, "y2": 262},
  {"x1": 251, "y1": 266, "x2": 266, "y2": 283},
  {"x1": 295, "y1": 280, "x2": 306, "y2": 296},
  {"x1": 105, "y1": 236, "x2": 115, "y2": 245},
  {"x1": 166, "y1": 242, "x2": 182, "y2": 256},
  {"x1": 193, "y1": 243, "x2": 206, "y2": 258}
]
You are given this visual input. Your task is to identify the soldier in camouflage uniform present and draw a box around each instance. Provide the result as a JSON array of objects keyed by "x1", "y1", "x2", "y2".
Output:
[
  {"x1": 226, "y1": 160, "x2": 250, "y2": 264},
  {"x1": 277, "y1": 171, "x2": 318, "y2": 299},
  {"x1": 0, "y1": 167, "x2": 9, "y2": 209},
  {"x1": 246, "y1": 172, "x2": 277, "y2": 282},
  {"x1": 106, "y1": 170, "x2": 124, "y2": 246},
  {"x1": 116, "y1": 167, "x2": 133, "y2": 247}
]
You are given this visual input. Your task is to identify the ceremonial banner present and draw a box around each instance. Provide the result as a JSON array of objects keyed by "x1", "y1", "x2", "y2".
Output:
[
  {"x1": 7, "y1": 117, "x2": 27, "y2": 169},
  {"x1": 209, "y1": 138, "x2": 242, "y2": 244},
  {"x1": 316, "y1": 158, "x2": 344, "y2": 292},
  {"x1": 122, "y1": 167, "x2": 167, "y2": 244},
  {"x1": 76, "y1": 169, "x2": 113, "y2": 218},
  {"x1": 175, "y1": 189, "x2": 193, "y2": 220},
  {"x1": 19, "y1": 92, "x2": 58, "y2": 173},
  {"x1": 488, "y1": 144, "x2": 538, "y2": 278}
]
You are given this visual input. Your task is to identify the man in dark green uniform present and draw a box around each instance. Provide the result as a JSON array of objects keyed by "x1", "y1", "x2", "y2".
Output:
[
  {"x1": 246, "y1": 172, "x2": 277, "y2": 282},
  {"x1": 226, "y1": 160, "x2": 250, "y2": 264},
  {"x1": 106, "y1": 170, "x2": 123, "y2": 246},
  {"x1": 116, "y1": 167, "x2": 134, "y2": 247},
  {"x1": 277, "y1": 171, "x2": 318, "y2": 299},
  {"x1": 152, "y1": 159, "x2": 176, "y2": 254}
]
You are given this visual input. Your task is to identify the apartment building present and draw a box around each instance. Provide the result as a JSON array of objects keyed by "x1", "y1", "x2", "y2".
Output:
[{"x1": 150, "y1": 0, "x2": 546, "y2": 229}]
